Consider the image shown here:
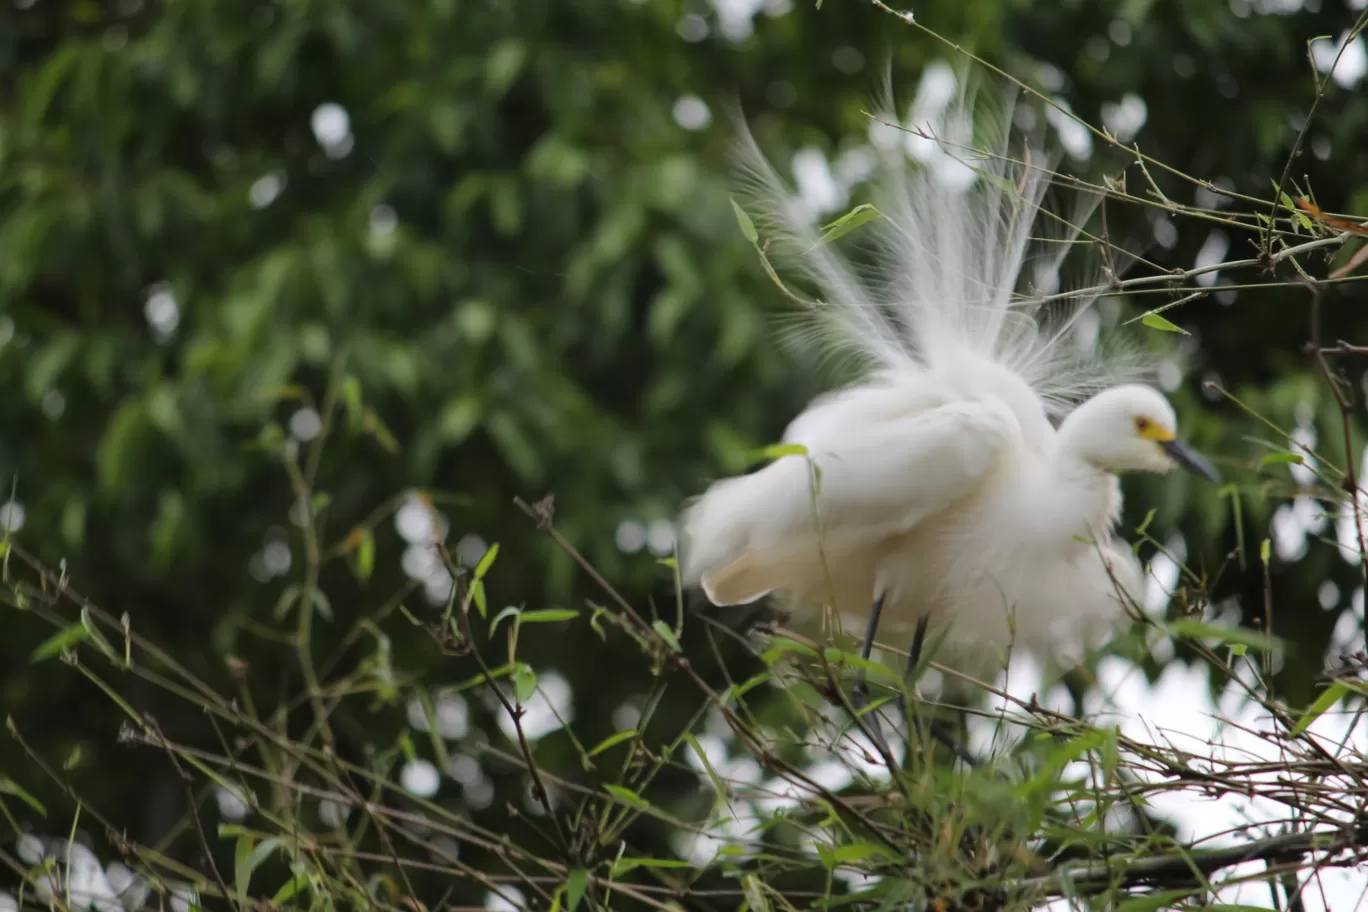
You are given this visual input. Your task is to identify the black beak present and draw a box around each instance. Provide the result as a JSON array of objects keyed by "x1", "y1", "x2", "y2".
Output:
[{"x1": 1160, "y1": 439, "x2": 1222, "y2": 484}]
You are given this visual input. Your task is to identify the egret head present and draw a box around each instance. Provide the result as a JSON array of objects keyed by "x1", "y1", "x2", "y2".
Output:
[{"x1": 1063, "y1": 385, "x2": 1221, "y2": 482}]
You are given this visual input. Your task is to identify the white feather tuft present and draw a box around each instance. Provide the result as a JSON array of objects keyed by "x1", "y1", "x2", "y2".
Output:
[{"x1": 729, "y1": 63, "x2": 1152, "y2": 419}]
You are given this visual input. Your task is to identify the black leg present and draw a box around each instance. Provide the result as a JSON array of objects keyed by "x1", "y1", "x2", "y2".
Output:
[
  {"x1": 898, "y1": 615, "x2": 978, "y2": 768},
  {"x1": 851, "y1": 594, "x2": 893, "y2": 758}
]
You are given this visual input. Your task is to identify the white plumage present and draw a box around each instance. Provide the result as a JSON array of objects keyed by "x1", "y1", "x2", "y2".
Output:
[{"x1": 680, "y1": 68, "x2": 1219, "y2": 672}]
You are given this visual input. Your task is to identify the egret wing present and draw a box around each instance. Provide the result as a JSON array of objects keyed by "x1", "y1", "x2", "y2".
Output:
[{"x1": 681, "y1": 389, "x2": 1021, "y2": 606}]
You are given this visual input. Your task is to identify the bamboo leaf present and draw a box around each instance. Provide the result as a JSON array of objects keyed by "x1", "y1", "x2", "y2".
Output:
[
  {"x1": 1140, "y1": 312, "x2": 1189, "y2": 334},
  {"x1": 730, "y1": 197, "x2": 758, "y2": 243}
]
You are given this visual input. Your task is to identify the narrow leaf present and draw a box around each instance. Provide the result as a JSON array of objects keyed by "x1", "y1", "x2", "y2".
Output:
[
  {"x1": 30, "y1": 623, "x2": 88, "y2": 662},
  {"x1": 730, "y1": 197, "x2": 758, "y2": 243},
  {"x1": 513, "y1": 663, "x2": 538, "y2": 703},
  {"x1": 474, "y1": 542, "x2": 500, "y2": 578},
  {"x1": 1166, "y1": 618, "x2": 1278, "y2": 651},
  {"x1": 271, "y1": 875, "x2": 309, "y2": 904},
  {"x1": 611, "y1": 856, "x2": 692, "y2": 876},
  {"x1": 566, "y1": 869, "x2": 589, "y2": 912},
  {"x1": 603, "y1": 783, "x2": 651, "y2": 810},
  {"x1": 652, "y1": 619, "x2": 681, "y2": 652},
  {"x1": 517, "y1": 609, "x2": 580, "y2": 624},
  {"x1": 587, "y1": 729, "x2": 637, "y2": 759},
  {"x1": 0, "y1": 777, "x2": 46, "y2": 816},
  {"x1": 817, "y1": 203, "x2": 881, "y2": 245},
  {"x1": 752, "y1": 442, "x2": 809, "y2": 464},
  {"x1": 234, "y1": 835, "x2": 252, "y2": 902},
  {"x1": 1291, "y1": 681, "x2": 1348, "y2": 737},
  {"x1": 1140, "y1": 312, "x2": 1189, "y2": 334},
  {"x1": 685, "y1": 733, "x2": 727, "y2": 798},
  {"x1": 489, "y1": 605, "x2": 522, "y2": 639}
]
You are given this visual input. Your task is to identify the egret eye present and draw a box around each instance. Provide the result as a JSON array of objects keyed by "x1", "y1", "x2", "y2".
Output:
[{"x1": 1134, "y1": 416, "x2": 1150, "y2": 433}]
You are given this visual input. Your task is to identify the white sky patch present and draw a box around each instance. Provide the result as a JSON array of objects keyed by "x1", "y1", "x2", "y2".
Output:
[
  {"x1": 310, "y1": 102, "x2": 353, "y2": 158},
  {"x1": 1101, "y1": 93, "x2": 1147, "y2": 143},
  {"x1": 673, "y1": 95, "x2": 712, "y2": 131},
  {"x1": 1143, "y1": 536, "x2": 1185, "y2": 616},
  {"x1": 1336, "y1": 447, "x2": 1368, "y2": 564},
  {"x1": 249, "y1": 172, "x2": 285, "y2": 209},
  {"x1": 791, "y1": 146, "x2": 846, "y2": 220},
  {"x1": 616, "y1": 518, "x2": 646, "y2": 553},
  {"x1": 400, "y1": 758, "x2": 441, "y2": 797},
  {"x1": 709, "y1": 0, "x2": 764, "y2": 42},
  {"x1": 496, "y1": 669, "x2": 574, "y2": 741},
  {"x1": 1311, "y1": 30, "x2": 1368, "y2": 89},
  {"x1": 1194, "y1": 229, "x2": 1230, "y2": 286},
  {"x1": 144, "y1": 282, "x2": 179, "y2": 341},
  {"x1": 485, "y1": 887, "x2": 526, "y2": 912},
  {"x1": 1045, "y1": 97, "x2": 1093, "y2": 160},
  {"x1": 904, "y1": 59, "x2": 958, "y2": 164}
]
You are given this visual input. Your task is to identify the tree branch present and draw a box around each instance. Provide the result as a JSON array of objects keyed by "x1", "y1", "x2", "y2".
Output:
[{"x1": 1023, "y1": 822, "x2": 1368, "y2": 897}]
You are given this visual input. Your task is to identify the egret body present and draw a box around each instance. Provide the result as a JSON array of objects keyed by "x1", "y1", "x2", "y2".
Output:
[{"x1": 679, "y1": 72, "x2": 1220, "y2": 687}]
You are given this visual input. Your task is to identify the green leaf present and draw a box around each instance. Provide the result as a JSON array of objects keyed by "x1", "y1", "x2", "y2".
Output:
[
  {"x1": 436, "y1": 395, "x2": 483, "y2": 443},
  {"x1": 587, "y1": 729, "x2": 637, "y2": 759},
  {"x1": 1140, "y1": 312, "x2": 1189, "y2": 334},
  {"x1": 1291, "y1": 681, "x2": 1348, "y2": 736},
  {"x1": 489, "y1": 605, "x2": 522, "y2": 639},
  {"x1": 610, "y1": 855, "x2": 693, "y2": 876},
  {"x1": 78, "y1": 608, "x2": 119, "y2": 662},
  {"x1": 62, "y1": 745, "x2": 81, "y2": 771},
  {"x1": 820, "y1": 647, "x2": 901, "y2": 686},
  {"x1": 513, "y1": 663, "x2": 538, "y2": 703},
  {"x1": 340, "y1": 375, "x2": 363, "y2": 427},
  {"x1": 470, "y1": 580, "x2": 488, "y2": 619},
  {"x1": 566, "y1": 869, "x2": 589, "y2": 912},
  {"x1": 588, "y1": 604, "x2": 609, "y2": 641},
  {"x1": 751, "y1": 442, "x2": 809, "y2": 464},
  {"x1": 346, "y1": 527, "x2": 375, "y2": 583},
  {"x1": 485, "y1": 39, "x2": 527, "y2": 96},
  {"x1": 1258, "y1": 452, "x2": 1304, "y2": 467},
  {"x1": 743, "y1": 874, "x2": 769, "y2": 912},
  {"x1": 1117, "y1": 889, "x2": 1196, "y2": 912},
  {"x1": 361, "y1": 408, "x2": 399, "y2": 452},
  {"x1": 829, "y1": 841, "x2": 897, "y2": 864},
  {"x1": 720, "y1": 672, "x2": 771, "y2": 705},
  {"x1": 730, "y1": 197, "x2": 758, "y2": 243},
  {"x1": 817, "y1": 203, "x2": 881, "y2": 245},
  {"x1": 271, "y1": 874, "x2": 309, "y2": 905},
  {"x1": 474, "y1": 542, "x2": 500, "y2": 578},
  {"x1": 652, "y1": 619, "x2": 681, "y2": 652},
  {"x1": 1273, "y1": 183, "x2": 1314, "y2": 231},
  {"x1": 274, "y1": 585, "x2": 302, "y2": 620},
  {"x1": 234, "y1": 834, "x2": 253, "y2": 903},
  {"x1": 311, "y1": 586, "x2": 333, "y2": 622},
  {"x1": 0, "y1": 777, "x2": 46, "y2": 817},
  {"x1": 685, "y1": 733, "x2": 727, "y2": 797},
  {"x1": 30, "y1": 623, "x2": 89, "y2": 662},
  {"x1": 1165, "y1": 619, "x2": 1278, "y2": 652},
  {"x1": 603, "y1": 783, "x2": 652, "y2": 810},
  {"x1": 518, "y1": 609, "x2": 580, "y2": 625}
]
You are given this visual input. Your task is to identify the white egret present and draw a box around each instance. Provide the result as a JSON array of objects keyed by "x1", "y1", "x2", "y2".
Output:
[{"x1": 679, "y1": 71, "x2": 1220, "y2": 756}]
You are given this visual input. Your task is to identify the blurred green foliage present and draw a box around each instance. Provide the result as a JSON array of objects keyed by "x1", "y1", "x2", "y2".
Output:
[{"x1": 1, "y1": 0, "x2": 1367, "y2": 905}]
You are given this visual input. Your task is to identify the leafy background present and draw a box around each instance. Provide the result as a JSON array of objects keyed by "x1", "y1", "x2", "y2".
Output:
[{"x1": 1, "y1": 0, "x2": 1368, "y2": 908}]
